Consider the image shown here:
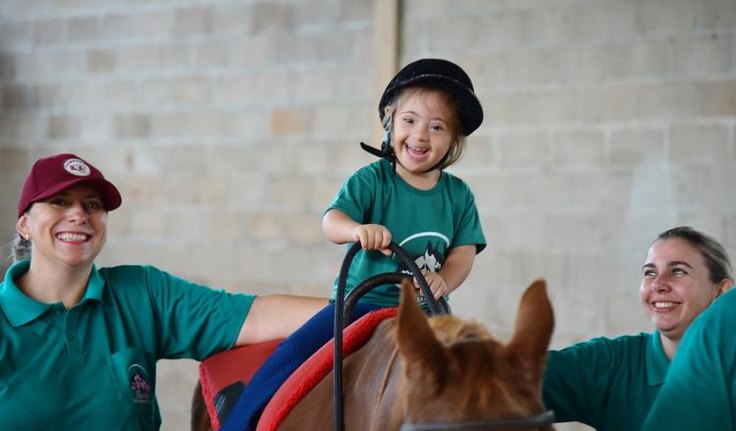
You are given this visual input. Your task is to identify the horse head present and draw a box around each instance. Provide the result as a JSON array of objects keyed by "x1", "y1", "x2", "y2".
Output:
[{"x1": 396, "y1": 278, "x2": 555, "y2": 430}]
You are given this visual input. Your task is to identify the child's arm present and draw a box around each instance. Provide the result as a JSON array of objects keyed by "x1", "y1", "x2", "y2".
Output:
[
  {"x1": 417, "y1": 244, "x2": 476, "y2": 299},
  {"x1": 322, "y1": 208, "x2": 392, "y2": 256}
]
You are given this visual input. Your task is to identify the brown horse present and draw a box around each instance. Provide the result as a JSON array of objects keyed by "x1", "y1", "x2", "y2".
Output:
[
  {"x1": 191, "y1": 381, "x2": 211, "y2": 431},
  {"x1": 193, "y1": 278, "x2": 555, "y2": 431}
]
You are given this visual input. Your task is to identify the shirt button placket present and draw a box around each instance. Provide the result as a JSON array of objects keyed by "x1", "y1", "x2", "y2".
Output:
[{"x1": 62, "y1": 310, "x2": 81, "y2": 357}]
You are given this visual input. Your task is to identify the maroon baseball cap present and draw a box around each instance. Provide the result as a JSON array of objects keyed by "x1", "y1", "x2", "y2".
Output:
[{"x1": 17, "y1": 153, "x2": 122, "y2": 217}]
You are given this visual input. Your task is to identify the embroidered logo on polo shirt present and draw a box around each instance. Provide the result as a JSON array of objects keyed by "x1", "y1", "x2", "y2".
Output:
[
  {"x1": 128, "y1": 364, "x2": 152, "y2": 404},
  {"x1": 63, "y1": 158, "x2": 91, "y2": 177}
]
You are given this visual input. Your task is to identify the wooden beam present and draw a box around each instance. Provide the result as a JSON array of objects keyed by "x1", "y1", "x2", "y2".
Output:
[{"x1": 372, "y1": 0, "x2": 400, "y2": 142}]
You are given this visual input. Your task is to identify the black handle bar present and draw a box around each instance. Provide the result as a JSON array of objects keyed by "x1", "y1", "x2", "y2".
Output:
[{"x1": 333, "y1": 241, "x2": 451, "y2": 431}]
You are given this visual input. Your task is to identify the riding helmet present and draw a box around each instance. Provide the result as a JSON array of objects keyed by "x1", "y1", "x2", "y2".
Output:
[{"x1": 377, "y1": 58, "x2": 483, "y2": 136}]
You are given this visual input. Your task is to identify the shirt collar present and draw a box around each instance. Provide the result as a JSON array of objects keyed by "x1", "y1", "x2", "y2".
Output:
[
  {"x1": 0, "y1": 260, "x2": 105, "y2": 327},
  {"x1": 646, "y1": 330, "x2": 670, "y2": 386}
]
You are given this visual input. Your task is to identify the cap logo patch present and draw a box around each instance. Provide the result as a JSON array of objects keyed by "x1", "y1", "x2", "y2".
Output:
[{"x1": 63, "y1": 158, "x2": 91, "y2": 177}]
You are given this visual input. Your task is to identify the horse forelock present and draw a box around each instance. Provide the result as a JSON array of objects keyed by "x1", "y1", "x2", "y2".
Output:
[
  {"x1": 383, "y1": 314, "x2": 491, "y2": 343},
  {"x1": 427, "y1": 315, "x2": 493, "y2": 344}
]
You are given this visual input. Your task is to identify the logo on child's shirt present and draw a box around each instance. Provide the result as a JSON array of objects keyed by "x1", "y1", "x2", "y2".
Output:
[{"x1": 396, "y1": 236, "x2": 447, "y2": 276}]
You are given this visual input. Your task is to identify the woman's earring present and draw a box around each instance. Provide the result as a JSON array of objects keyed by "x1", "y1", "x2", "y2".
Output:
[{"x1": 24, "y1": 233, "x2": 31, "y2": 241}]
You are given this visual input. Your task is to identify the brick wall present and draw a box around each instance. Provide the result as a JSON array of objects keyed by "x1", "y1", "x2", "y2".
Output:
[{"x1": 1, "y1": 1, "x2": 735, "y2": 430}]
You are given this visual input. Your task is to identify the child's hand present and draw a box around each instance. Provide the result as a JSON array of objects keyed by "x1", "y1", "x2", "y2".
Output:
[
  {"x1": 414, "y1": 271, "x2": 449, "y2": 299},
  {"x1": 352, "y1": 224, "x2": 392, "y2": 256}
]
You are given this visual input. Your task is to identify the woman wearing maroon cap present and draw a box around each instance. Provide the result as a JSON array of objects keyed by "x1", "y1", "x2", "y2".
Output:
[{"x1": 2, "y1": 153, "x2": 327, "y2": 430}]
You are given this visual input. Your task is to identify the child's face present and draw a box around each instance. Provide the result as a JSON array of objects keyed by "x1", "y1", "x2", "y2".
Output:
[{"x1": 392, "y1": 88, "x2": 456, "y2": 179}]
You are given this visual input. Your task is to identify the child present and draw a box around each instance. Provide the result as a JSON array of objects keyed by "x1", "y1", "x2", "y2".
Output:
[{"x1": 220, "y1": 58, "x2": 487, "y2": 431}]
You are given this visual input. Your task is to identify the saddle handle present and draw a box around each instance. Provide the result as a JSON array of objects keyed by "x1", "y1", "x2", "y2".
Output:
[
  {"x1": 336, "y1": 241, "x2": 450, "y2": 320},
  {"x1": 333, "y1": 241, "x2": 451, "y2": 431}
]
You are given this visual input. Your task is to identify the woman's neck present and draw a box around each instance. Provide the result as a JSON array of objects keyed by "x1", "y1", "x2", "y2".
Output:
[
  {"x1": 19, "y1": 260, "x2": 92, "y2": 309},
  {"x1": 659, "y1": 333, "x2": 680, "y2": 360}
]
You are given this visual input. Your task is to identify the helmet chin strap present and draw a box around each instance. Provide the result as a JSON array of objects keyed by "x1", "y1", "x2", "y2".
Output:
[{"x1": 359, "y1": 141, "x2": 397, "y2": 172}]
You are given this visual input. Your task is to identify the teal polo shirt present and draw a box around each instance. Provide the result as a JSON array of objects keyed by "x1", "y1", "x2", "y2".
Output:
[
  {"x1": 543, "y1": 331, "x2": 669, "y2": 430},
  {"x1": 0, "y1": 260, "x2": 254, "y2": 431},
  {"x1": 642, "y1": 288, "x2": 736, "y2": 431}
]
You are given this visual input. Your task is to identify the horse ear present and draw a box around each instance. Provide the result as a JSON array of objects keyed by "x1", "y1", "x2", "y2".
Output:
[
  {"x1": 507, "y1": 279, "x2": 554, "y2": 380},
  {"x1": 397, "y1": 280, "x2": 445, "y2": 376}
]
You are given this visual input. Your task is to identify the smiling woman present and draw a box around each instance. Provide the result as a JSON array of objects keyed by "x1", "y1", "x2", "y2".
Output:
[
  {"x1": 0, "y1": 153, "x2": 327, "y2": 431},
  {"x1": 541, "y1": 226, "x2": 734, "y2": 431}
]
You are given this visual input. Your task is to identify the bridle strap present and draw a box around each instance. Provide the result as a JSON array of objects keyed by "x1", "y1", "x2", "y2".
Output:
[{"x1": 400, "y1": 410, "x2": 555, "y2": 431}]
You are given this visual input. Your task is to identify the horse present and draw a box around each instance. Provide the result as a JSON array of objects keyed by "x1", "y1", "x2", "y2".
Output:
[{"x1": 192, "y1": 278, "x2": 555, "y2": 431}]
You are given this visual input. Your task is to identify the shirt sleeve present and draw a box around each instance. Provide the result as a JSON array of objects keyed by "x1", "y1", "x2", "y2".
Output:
[
  {"x1": 325, "y1": 166, "x2": 377, "y2": 223},
  {"x1": 543, "y1": 337, "x2": 617, "y2": 428},
  {"x1": 142, "y1": 266, "x2": 255, "y2": 360},
  {"x1": 451, "y1": 184, "x2": 486, "y2": 253},
  {"x1": 642, "y1": 291, "x2": 736, "y2": 431}
]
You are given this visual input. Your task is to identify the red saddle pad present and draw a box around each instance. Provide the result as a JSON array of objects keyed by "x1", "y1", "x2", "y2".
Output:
[
  {"x1": 198, "y1": 307, "x2": 398, "y2": 431},
  {"x1": 256, "y1": 307, "x2": 398, "y2": 431},
  {"x1": 199, "y1": 338, "x2": 284, "y2": 430}
]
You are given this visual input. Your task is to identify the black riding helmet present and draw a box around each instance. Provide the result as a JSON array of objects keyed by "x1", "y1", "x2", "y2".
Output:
[
  {"x1": 361, "y1": 59, "x2": 484, "y2": 170},
  {"x1": 378, "y1": 58, "x2": 483, "y2": 136}
]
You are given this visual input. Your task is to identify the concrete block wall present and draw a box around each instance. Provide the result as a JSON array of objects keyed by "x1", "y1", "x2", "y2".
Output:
[{"x1": 1, "y1": 1, "x2": 735, "y2": 430}]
